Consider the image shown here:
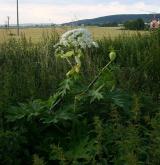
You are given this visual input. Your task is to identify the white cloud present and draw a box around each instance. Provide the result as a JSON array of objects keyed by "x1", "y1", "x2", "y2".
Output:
[{"x1": 0, "y1": 1, "x2": 160, "y2": 24}]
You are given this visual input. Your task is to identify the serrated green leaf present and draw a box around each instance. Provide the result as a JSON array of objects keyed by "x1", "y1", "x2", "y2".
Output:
[{"x1": 89, "y1": 85, "x2": 104, "y2": 103}]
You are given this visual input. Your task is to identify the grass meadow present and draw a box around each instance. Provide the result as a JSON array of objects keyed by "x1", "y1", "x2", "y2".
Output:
[
  {"x1": 0, "y1": 27, "x2": 160, "y2": 165},
  {"x1": 0, "y1": 26, "x2": 147, "y2": 42}
]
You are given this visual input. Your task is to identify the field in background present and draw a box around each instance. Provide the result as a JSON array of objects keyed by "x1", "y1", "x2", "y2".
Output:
[{"x1": 0, "y1": 26, "x2": 147, "y2": 42}]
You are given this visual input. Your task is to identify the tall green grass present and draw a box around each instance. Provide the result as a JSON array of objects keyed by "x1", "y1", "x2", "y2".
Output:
[
  {"x1": 1, "y1": 30, "x2": 159, "y2": 107},
  {"x1": 0, "y1": 33, "x2": 66, "y2": 106},
  {"x1": 96, "y1": 31, "x2": 160, "y2": 99}
]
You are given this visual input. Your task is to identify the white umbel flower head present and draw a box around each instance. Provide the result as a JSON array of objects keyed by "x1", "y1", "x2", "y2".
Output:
[
  {"x1": 54, "y1": 28, "x2": 99, "y2": 77},
  {"x1": 59, "y1": 28, "x2": 98, "y2": 49}
]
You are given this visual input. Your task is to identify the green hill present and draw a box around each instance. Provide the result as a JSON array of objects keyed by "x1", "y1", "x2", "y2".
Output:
[{"x1": 63, "y1": 14, "x2": 160, "y2": 26}]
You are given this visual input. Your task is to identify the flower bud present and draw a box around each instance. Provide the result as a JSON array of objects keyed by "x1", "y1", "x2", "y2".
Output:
[{"x1": 109, "y1": 51, "x2": 116, "y2": 61}]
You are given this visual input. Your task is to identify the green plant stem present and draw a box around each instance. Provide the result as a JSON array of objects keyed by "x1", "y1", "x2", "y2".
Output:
[
  {"x1": 66, "y1": 58, "x2": 73, "y2": 68},
  {"x1": 78, "y1": 60, "x2": 112, "y2": 96}
]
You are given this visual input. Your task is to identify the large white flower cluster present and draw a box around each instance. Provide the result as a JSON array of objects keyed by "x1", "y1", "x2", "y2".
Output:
[
  {"x1": 59, "y1": 28, "x2": 98, "y2": 49},
  {"x1": 54, "y1": 28, "x2": 99, "y2": 77}
]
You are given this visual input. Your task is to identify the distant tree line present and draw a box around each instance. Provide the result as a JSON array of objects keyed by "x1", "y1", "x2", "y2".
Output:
[
  {"x1": 71, "y1": 19, "x2": 145, "y2": 29},
  {"x1": 98, "y1": 22, "x2": 118, "y2": 27},
  {"x1": 124, "y1": 18, "x2": 145, "y2": 30},
  {"x1": 75, "y1": 22, "x2": 118, "y2": 27}
]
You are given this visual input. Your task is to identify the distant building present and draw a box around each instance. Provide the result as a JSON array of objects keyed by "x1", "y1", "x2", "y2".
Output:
[
  {"x1": 150, "y1": 18, "x2": 160, "y2": 29},
  {"x1": 118, "y1": 24, "x2": 123, "y2": 27}
]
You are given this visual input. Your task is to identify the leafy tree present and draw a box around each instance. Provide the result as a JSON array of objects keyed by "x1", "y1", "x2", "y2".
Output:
[{"x1": 124, "y1": 18, "x2": 145, "y2": 30}]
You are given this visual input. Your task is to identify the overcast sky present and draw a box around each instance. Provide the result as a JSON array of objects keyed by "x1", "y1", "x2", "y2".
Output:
[{"x1": 0, "y1": 0, "x2": 160, "y2": 24}]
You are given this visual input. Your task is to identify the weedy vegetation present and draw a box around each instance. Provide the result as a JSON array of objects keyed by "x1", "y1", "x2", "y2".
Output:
[{"x1": 0, "y1": 27, "x2": 160, "y2": 165}]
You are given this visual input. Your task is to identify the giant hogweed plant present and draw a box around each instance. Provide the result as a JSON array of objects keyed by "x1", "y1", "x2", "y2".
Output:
[{"x1": 50, "y1": 28, "x2": 117, "y2": 111}]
